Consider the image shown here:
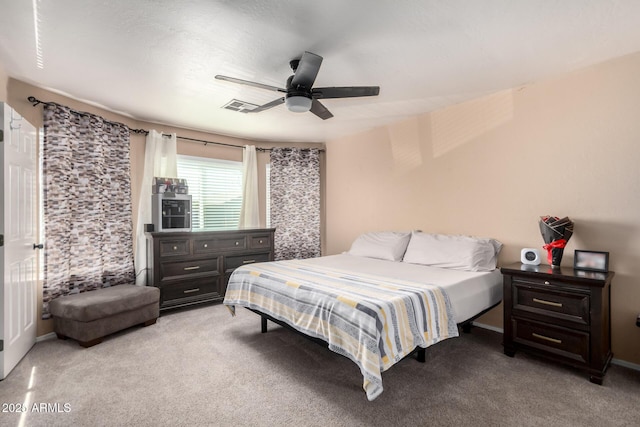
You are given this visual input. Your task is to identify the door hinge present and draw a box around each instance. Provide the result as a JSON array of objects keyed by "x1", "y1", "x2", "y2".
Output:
[
  {"x1": 0, "y1": 340, "x2": 3, "y2": 351},
  {"x1": 0, "y1": 129, "x2": 4, "y2": 142},
  {"x1": 0, "y1": 234, "x2": 3, "y2": 247}
]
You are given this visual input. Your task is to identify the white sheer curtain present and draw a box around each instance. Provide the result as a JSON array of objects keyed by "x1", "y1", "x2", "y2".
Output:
[
  {"x1": 134, "y1": 130, "x2": 177, "y2": 285},
  {"x1": 239, "y1": 145, "x2": 260, "y2": 228}
]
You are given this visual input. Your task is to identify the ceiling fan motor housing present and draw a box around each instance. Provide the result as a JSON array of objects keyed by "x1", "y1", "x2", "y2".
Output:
[{"x1": 285, "y1": 74, "x2": 313, "y2": 112}]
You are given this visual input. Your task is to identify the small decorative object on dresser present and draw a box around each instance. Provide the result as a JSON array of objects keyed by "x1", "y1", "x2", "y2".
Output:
[
  {"x1": 520, "y1": 248, "x2": 541, "y2": 265},
  {"x1": 146, "y1": 228, "x2": 275, "y2": 311},
  {"x1": 538, "y1": 216, "x2": 574, "y2": 268},
  {"x1": 501, "y1": 262, "x2": 614, "y2": 385},
  {"x1": 574, "y1": 250, "x2": 609, "y2": 272}
]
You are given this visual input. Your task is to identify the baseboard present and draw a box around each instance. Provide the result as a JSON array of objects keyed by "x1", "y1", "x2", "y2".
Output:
[
  {"x1": 610, "y1": 358, "x2": 640, "y2": 371},
  {"x1": 471, "y1": 321, "x2": 503, "y2": 334},
  {"x1": 471, "y1": 321, "x2": 640, "y2": 372},
  {"x1": 36, "y1": 332, "x2": 56, "y2": 342}
]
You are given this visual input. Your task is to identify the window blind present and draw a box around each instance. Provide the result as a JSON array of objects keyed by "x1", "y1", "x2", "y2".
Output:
[{"x1": 177, "y1": 155, "x2": 243, "y2": 230}]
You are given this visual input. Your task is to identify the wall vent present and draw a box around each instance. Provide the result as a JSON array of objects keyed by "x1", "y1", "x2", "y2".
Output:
[{"x1": 222, "y1": 99, "x2": 259, "y2": 113}]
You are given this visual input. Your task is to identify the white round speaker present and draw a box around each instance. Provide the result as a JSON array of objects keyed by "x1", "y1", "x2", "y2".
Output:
[{"x1": 521, "y1": 248, "x2": 541, "y2": 265}]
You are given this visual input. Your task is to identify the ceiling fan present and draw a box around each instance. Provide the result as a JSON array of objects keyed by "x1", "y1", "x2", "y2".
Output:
[{"x1": 215, "y1": 51, "x2": 380, "y2": 120}]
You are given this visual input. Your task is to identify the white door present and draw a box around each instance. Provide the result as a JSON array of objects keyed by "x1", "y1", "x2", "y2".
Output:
[{"x1": 0, "y1": 103, "x2": 38, "y2": 380}]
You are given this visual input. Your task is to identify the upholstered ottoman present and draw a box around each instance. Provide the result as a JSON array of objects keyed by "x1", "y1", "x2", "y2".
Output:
[{"x1": 49, "y1": 285, "x2": 160, "y2": 348}]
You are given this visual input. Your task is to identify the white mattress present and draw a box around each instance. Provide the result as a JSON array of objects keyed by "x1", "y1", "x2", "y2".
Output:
[{"x1": 302, "y1": 254, "x2": 503, "y2": 323}]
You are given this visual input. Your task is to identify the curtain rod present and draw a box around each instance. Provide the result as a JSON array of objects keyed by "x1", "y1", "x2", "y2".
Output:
[
  {"x1": 27, "y1": 96, "x2": 141, "y2": 133},
  {"x1": 176, "y1": 135, "x2": 324, "y2": 152},
  {"x1": 27, "y1": 96, "x2": 325, "y2": 152}
]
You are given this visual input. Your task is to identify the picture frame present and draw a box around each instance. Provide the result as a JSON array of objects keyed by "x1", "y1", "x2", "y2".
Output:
[{"x1": 574, "y1": 250, "x2": 609, "y2": 272}]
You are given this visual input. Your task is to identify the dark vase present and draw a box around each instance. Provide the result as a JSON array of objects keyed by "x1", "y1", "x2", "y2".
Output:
[{"x1": 551, "y1": 247, "x2": 564, "y2": 267}]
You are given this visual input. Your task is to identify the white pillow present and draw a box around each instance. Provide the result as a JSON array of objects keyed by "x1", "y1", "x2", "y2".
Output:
[
  {"x1": 402, "y1": 232, "x2": 502, "y2": 271},
  {"x1": 348, "y1": 231, "x2": 411, "y2": 261}
]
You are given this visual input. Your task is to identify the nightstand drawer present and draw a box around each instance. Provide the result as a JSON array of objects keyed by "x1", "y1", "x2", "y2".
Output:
[
  {"x1": 513, "y1": 282, "x2": 589, "y2": 326},
  {"x1": 225, "y1": 253, "x2": 271, "y2": 273},
  {"x1": 512, "y1": 318, "x2": 589, "y2": 364},
  {"x1": 160, "y1": 257, "x2": 221, "y2": 281},
  {"x1": 159, "y1": 239, "x2": 190, "y2": 257}
]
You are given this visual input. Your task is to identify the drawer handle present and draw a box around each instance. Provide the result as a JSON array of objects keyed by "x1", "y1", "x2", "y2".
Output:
[
  {"x1": 203, "y1": 243, "x2": 208, "y2": 248},
  {"x1": 544, "y1": 281, "x2": 550, "y2": 285},
  {"x1": 183, "y1": 288, "x2": 200, "y2": 294},
  {"x1": 173, "y1": 246, "x2": 178, "y2": 251},
  {"x1": 235, "y1": 241, "x2": 240, "y2": 246},
  {"x1": 183, "y1": 266, "x2": 201, "y2": 271},
  {"x1": 242, "y1": 259, "x2": 256, "y2": 264},
  {"x1": 532, "y1": 332, "x2": 562, "y2": 344},
  {"x1": 533, "y1": 298, "x2": 563, "y2": 308},
  {"x1": 259, "y1": 239, "x2": 263, "y2": 244}
]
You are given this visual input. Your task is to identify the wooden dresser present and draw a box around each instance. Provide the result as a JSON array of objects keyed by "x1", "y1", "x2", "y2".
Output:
[
  {"x1": 146, "y1": 228, "x2": 275, "y2": 311},
  {"x1": 501, "y1": 263, "x2": 614, "y2": 384}
]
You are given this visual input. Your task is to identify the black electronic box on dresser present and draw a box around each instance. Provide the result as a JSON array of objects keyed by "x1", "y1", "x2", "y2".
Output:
[
  {"x1": 146, "y1": 228, "x2": 275, "y2": 311},
  {"x1": 501, "y1": 263, "x2": 614, "y2": 384}
]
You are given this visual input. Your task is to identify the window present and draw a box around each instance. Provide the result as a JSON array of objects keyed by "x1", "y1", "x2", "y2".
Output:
[{"x1": 177, "y1": 155, "x2": 242, "y2": 230}]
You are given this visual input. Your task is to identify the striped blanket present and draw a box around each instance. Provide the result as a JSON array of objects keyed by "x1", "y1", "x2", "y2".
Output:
[{"x1": 223, "y1": 259, "x2": 459, "y2": 401}]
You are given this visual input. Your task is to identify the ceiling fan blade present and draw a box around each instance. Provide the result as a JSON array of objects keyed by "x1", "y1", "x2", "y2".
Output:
[
  {"x1": 291, "y1": 52, "x2": 323, "y2": 88},
  {"x1": 310, "y1": 99, "x2": 333, "y2": 120},
  {"x1": 243, "y1": 97, "x2": 285, "y2": 113},
  {"x1": 215, "y1": 75, "x2": 286, "y2": 93},
  {"x1": 312, "y1": 86, "x2": 380, "y2": 99}
]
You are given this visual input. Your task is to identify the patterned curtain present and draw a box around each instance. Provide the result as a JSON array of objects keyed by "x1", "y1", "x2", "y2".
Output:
[
  {"x1": 42, "y1": 104, "x2": 135, "y2": 318},
  {"x1": 270, "y1": 148, "x2": 321, "y2": 260}
]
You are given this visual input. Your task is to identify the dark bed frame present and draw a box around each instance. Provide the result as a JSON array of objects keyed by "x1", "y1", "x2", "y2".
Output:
[{"x1": 248, "y1": 300, "x2": 500, "y2": 364}]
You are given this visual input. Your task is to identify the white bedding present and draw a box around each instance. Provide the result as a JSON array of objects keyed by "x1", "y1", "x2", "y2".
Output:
[{"x1": 302, "y1": 253, "x2": 503, "y2": 323}]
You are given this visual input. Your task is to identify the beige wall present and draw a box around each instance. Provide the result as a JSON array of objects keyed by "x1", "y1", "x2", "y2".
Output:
[
  {"x1": 5, "y1": 78, "x2": 324, "y2": 336},
  {"x1": 0, "y1": 63, "x2": 7, "y2": 101},
  {"x1": 325, "y1": 52, "x2": 640, "y2": 365}
]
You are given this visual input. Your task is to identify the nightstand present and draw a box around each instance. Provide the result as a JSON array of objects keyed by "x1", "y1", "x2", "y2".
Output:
[{"x1": 501, "y1": 263, "x2": 614, "y2": 384}]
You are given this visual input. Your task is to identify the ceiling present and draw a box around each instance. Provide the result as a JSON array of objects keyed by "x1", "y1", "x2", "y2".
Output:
[{"x1": 1, "y1": 1, "x2": 640, "y2": 143}]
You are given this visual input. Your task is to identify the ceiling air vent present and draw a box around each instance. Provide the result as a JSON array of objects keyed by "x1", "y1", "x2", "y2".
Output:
[{"x1": 222, "y1": 99, "x2": 259, "y2": 113}]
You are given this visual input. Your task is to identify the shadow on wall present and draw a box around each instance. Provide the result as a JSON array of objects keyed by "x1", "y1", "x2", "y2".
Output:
[
  {"x1": 387, "y1": 117, "x2": 423, "y2": 173},
  {"x1": 430, "y1": 89, "x2": 514, "y2": 157}
]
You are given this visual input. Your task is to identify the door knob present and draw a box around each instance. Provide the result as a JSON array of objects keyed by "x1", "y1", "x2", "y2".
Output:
[{"x1": 33, "y1": 243, "x2": 44, "y2": 250}]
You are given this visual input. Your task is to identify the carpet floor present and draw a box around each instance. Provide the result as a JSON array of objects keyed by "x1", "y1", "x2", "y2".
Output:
[{"x1": 1, "y1": 303, "x2": 639, "y2": 426}]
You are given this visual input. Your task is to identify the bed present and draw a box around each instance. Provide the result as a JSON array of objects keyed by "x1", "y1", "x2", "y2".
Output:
[{"x1": 223, "y1": 231, "x2": 503, "y2": 400}]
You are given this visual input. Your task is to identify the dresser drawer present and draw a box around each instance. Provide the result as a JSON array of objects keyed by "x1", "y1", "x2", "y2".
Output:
[
  {"x1": 193, "y1": 236, "x2": 247, "y2": 254},
  {"x1": 512, "y1": 281, "x2": 590, "y2": 326},
  {"x1": 225, "y1": 252, "x2": 271, "y2": 273},
  {"x1": 192, "y1": 239, "x2": 217, "y2": 254},
  {"x1": 512, "y1": 318, "x2": 589, "y2": 364},
  {"x1": 159, "y1": 239, "x2": 190, "y2": 257},
  {"x1": 249, "y1": 234, "x2": 271, "y2": 249},
  {"x1": 161, "y1": 278, "x2": 221, "y2": 303},
  {"x1": 160, "y1": 257, "x2": 221, "y2": 281}
]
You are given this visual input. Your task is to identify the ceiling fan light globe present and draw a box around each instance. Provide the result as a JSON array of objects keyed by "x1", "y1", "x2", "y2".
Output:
[{"x1": 285, "y1": 95, "x2": 312, "y2": 112}]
